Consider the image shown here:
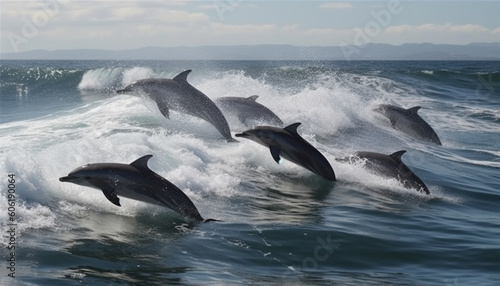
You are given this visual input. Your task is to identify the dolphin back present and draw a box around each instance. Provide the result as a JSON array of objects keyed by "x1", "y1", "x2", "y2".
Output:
[
  {"x1": 215, "y1": 95, "x2": 284, "y2": 127},
  {"x1": 170, "y1": 70, "x2": 236, "y2": 142},
  {"x1": 284, "y1": 124, "x2": 335, "y2": 181},
  {"x1": 153, "y1": 174, "x2": 205, "y2": 221},
  {"x1": 350, "y1": 151, "x2": 430, "y2": 194},
  {"x1": 375, "y1": 104, "x2": 442, "y2": 145},
  {"x1": 131, "y1": 155, "x2": 205, "y2": 221},
  {"x1": 118, "y1": 70, "x2": 236, "y2": 142},
  {"x1": 247, "y1": 123, "x2": 336, "y2": 181},
  {"x1": 403, "y1": 107, "x2": 442, "y2": 145}
]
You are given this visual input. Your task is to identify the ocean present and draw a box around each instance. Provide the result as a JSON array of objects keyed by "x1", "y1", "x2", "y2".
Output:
[{"x1": 1, "y1": 60, "x2": 499, "y2": 285}]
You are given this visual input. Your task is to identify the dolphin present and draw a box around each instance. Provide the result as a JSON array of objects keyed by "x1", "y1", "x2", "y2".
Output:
[
  {"x1": 59, "y1": 155, "x2": 216, "y2": 222},
  {"x1": 337, "y1": 150, "x2": 430, "y2": 194},
  {"x1": 214, "y1": 95, "x2": 284, "y2": 127},
  {"x1": 116, "y1": 70, "x2": 237, "y2": 142},
  {"x1": 235, "y1": 123, "x2": 336, "y2": 181},
  {"x1": 374, "y1": 104, "x2": 442, "y2": 145}
]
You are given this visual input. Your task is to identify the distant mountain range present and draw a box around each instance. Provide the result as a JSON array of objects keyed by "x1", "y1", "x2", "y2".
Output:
[{"x1": 2, "y1": 43, "x2": 500, "y2": 60}]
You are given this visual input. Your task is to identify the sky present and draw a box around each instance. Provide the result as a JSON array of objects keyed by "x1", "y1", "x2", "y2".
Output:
[{"x1": 1, "y1": 0, "x2": 500, "y2": 53}]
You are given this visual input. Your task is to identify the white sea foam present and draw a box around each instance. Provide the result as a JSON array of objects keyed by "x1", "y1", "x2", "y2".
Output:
[
  {"x1": 121, "y1": 66, "x2": 154, "y2": 86},
  {"x1": 0, "y1": 66, "x2": 476, "y2": 233},
  {"x1": 77, "y1": 67, "x2": 124, "y2": 90},
  {"x1": 78, "y1": 66, "x2": 158, "y2": 91}
]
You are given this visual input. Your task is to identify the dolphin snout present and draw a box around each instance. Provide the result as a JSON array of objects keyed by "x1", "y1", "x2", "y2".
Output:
[
  {"x1": 116, "y1": 89, "x2": 127, "y2": 94},
  {"x1": 235, "y1": 132, "x2": 249, "y2": 138},
  {"x1": 59, "y1": 176, "x2": 75, "y2": 182}
]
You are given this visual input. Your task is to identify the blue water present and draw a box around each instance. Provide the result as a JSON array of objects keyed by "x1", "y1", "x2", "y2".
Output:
[{"x1": 1, "y1": 60, "x2": 499, "y2": 285}]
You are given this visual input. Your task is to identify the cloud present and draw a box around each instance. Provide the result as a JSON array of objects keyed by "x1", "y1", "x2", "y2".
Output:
[
  {"x1": 2, "y1": 1, "x2": 499, "y2": 53},
  {"x1": 381, "y1": 23, "x2": 500, "y2": 44},
  {"x1": 319, "y1": 2, "x2": 353, "y2": 9},
  {"x1": 385, "y1": 23, "x2": 490, "y2": 34},
  {"x1": 197, "y1": 4, "x2": 217, "y2": 10}
]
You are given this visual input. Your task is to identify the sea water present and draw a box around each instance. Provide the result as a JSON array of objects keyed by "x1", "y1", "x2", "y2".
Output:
[{"x1": 1, "y1": 60, "x2": 499, "y2": 285}]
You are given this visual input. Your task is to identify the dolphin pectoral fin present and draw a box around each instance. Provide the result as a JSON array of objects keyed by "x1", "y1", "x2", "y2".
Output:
[
  {"x1": 389, "y1": 150, "x2": 407, "y2": 162},
  {"x1": 270, "y1": 146, "x2": 281, "y2": 164},
  {"x1": 156, "y1": 101, "x2": 170, "y2": 119},
  {"x1": 173, "y1": 70, "x2": 192, "y2": 83},
  {"x1": 284, "y1": 122, "x2": 302, "y2": 135},
  {"x1": 389, "y1": 118, "x2": 397, "y2": 128},
  {"x1": 102, "y1": 188, "x2": 121, "y2": 206}
]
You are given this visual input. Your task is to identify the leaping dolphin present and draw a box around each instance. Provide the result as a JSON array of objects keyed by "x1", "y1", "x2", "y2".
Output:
[
  {"x1": 214, "y1": 95, "x2": 284, "y2": 127},
  {"x1": 235, "y1": 123, "x2": 336, "y2": 181},
  {"x1": 116, "y1": 70, "x2": 237, "y2": 142},
  {"x1": 337, "y1": 150, "x2": 430, "y2": 194},
  {"x1": 374, "y1": 104, "x2": 442, "y2": 145},
  {"x1": 59, "y1": 155, "x2": 216, "y2": 222}
]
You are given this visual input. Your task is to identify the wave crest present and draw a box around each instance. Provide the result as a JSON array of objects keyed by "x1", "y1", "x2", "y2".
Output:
[{"x1": 77, "y1": 66, "x2": 154, "y2": 91}]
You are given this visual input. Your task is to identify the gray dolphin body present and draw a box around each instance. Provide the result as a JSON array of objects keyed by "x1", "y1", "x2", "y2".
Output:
[
  {"x1": 59, "y1": 155, "x2": 213, "y2": 222},
  {"x1": 235, "y1": 123, "x2": 336, "y2": 181},
  {"x1": 337, "y1": 150, "x2": 430, "y2": 194},
  {"x1": 116, "y1": 70, "x2": 236, "y2": 142},
  {"x1": 374, "y1": 104, "x2": 442, "y2": 145},
  {"x1": 214, "y1": 95, "x2": 284, "y2": 127}
]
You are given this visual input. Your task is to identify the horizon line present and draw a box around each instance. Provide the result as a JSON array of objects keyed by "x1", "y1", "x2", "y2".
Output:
[{"x1": 3, "y1": 42, "x2": 500, "y2": 54}]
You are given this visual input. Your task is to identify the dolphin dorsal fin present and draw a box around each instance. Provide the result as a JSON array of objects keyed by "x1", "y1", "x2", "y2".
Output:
[
  {"x1": 173, "y1": 70, "x2": 192, "y2": 83},
  {"x1": 130, "y1": 155, "x2": 153, "y2": 171},
  {"x1": 389, "y1": 150, "x2": 406, "y2": 162},
  {"x1": 407, "y1": 106, "x2": 421, "y2": 114},
  {"x1": 247, "y1": 95, "x2": 259, "y2": 101},
  {"x1": 284, "y1": 122, "x2": 302, "y2": 135}
]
